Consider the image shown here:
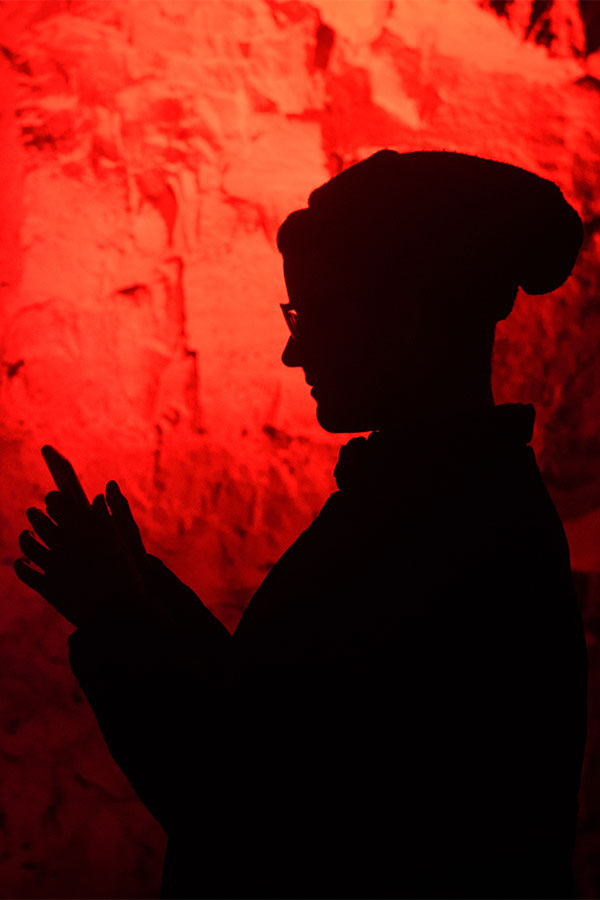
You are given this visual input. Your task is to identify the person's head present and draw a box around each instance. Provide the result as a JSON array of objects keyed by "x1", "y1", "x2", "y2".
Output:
[{"x1": 277, "y1": 149, "x2": 583, "y2": 433}]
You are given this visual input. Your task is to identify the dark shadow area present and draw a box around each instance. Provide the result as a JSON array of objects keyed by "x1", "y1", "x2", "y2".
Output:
[{"x1": 16, "y1": 149, "x2": 588, "y2": 899}]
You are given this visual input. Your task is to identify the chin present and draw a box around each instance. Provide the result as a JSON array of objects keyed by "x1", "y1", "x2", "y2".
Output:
[{"x1": 315, "y1": 400, "x2": 374, "y2": 434}]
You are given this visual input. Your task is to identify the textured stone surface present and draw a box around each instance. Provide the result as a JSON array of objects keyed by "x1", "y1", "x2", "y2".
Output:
[{"x1": 1, "y1": 1, "x2": 600, "y2": 897}]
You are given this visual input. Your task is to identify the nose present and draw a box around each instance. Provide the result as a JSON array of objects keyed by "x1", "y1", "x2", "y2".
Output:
[{"x1": 282, "y1": 336, "x2": 302, "y2": 368}]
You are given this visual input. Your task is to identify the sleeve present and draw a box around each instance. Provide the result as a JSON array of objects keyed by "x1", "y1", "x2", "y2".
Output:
[{"x1": 68, "y1": 555, "x2": 231, "y2": 833}]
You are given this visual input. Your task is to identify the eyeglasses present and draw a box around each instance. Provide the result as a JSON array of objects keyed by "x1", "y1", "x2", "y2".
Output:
[{"x1": 280, "y1": 303, "x2": 299, "y2": 339}]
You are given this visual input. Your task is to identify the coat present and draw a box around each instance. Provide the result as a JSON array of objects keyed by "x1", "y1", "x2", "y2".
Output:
[{"x1": 69, "y1": 403, "x2": 588, "y2": 899}]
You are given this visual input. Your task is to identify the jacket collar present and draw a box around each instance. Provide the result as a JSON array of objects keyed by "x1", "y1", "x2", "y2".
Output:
[{"x1": 333, "y1": 403, "x2": 536, "y2": 495}]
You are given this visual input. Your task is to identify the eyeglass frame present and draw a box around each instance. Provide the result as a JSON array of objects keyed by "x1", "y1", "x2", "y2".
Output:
[
  {"x1": 281, "y1": 299, "x2": 361, "y2": 341},
  {"x1": 280, "y1": 302, "x2": 299, "y2": 339}
]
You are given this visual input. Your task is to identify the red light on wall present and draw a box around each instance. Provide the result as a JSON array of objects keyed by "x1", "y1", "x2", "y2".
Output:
[{"x1": 1, "y1": 1, "x2": 600, "y2": 897}]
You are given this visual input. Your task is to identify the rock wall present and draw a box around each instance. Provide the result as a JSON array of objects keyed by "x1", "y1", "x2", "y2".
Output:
[{"x1": 1, "y1": 1, "x2": 600, "y2": 896}]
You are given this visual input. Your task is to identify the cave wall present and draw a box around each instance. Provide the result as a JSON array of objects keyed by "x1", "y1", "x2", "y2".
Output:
[{"x1": 1, "y1": 1, "x2": 600, "y2": 897}]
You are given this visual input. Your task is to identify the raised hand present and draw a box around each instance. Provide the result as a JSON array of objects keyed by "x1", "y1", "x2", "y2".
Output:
[{"x1": 15, "y1": 446, "x2": 151, "y2": 629}]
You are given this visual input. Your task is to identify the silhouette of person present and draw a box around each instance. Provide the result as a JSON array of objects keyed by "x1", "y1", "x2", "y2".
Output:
[{"x1": 15, "y1": 149, "x2": 588, "y2": 900}]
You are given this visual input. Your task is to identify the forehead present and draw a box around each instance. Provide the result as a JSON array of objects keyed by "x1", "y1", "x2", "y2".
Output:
[{"x1": 283, "y1": 252, "x2": 357, "y2": 308}]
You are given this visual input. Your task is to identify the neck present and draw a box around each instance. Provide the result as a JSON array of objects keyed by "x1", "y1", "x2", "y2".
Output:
[{"x1": 378, "y1": 375, "x2": 495, "y2": 437}]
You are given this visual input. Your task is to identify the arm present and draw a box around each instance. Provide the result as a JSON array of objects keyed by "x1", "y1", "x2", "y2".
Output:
[
  {"x1": 15, "y1": 447, "x2": 231, "y2": 832},
  {"x1": 68, "y1": 555, "x2": 231, "y2": 832}
]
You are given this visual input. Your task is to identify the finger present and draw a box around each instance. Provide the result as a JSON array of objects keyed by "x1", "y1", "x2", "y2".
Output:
[
  {"x1": 41, "y1": 445, "x2": 90, "y2": 511},
  {"x1": 91, "y1": 493, "x2": 115, "y2": 545},
  {"x1": 14, "y1": 557, "x2": 80, "y2": 627},
  {"x1": 92, "y1": 493, "x2": 110, "y2": 520},
  {"x1": 44, "y1": 490, "x2": 75, "y2": 526},
  {"x1": 18, "y1": 530, "x2": 52, "y2": 570},
  {"x1": 14, "y1": 557, "x2": 49, "y2": 597},
  {"x1": 26, "y1": 507, "x2": 61, "y2": 549},
  {"x1": 106, "y1": 481, "x2": 147, "y2": 561}
]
